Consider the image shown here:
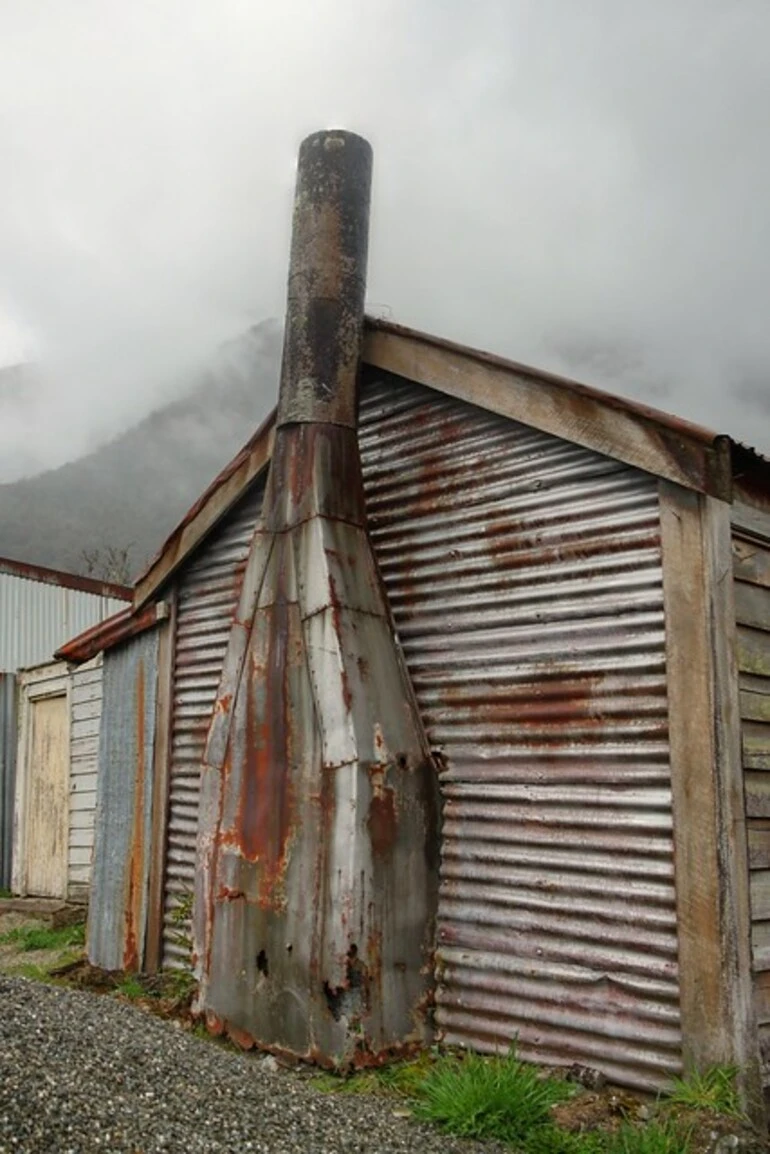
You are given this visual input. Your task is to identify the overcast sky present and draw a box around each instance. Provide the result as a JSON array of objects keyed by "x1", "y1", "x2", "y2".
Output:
[{"x1": 0, "y1": 0, "x2": 768, "y2": 480}]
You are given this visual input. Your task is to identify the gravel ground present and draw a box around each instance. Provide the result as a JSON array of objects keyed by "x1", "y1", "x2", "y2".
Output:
[{"x1": 0, "y1": 977, "x2": 503, "y2": 1154}]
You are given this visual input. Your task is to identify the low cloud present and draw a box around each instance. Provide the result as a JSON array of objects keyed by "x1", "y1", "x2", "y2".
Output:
[{"x1": 0, "y1": 0, "x2": 768, "y2": 481}]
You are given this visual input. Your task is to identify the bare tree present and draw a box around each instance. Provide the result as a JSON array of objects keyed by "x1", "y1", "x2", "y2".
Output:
[{"x1": 80, "y1": 543, "x2": 135, "y2": 585}]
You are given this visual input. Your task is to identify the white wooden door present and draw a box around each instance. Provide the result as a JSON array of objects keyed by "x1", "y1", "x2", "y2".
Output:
[{"x1": 24, "y1": 694, "x2": 69, "y2": 898}]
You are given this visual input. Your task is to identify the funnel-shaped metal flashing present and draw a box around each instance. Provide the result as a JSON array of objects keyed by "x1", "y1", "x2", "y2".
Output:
[{"x1": 193, "y1": 131, "x2": 439, "y2": 1062}]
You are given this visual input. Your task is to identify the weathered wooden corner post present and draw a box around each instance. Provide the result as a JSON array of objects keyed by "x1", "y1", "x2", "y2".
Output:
[{"x1": 193, "y1": 129, "x2": 440, "y2": 1062}]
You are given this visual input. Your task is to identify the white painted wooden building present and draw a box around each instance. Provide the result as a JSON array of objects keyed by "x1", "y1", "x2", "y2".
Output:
[
  {"x1": 0, "y1": 556, "x2": 130, "y2": 895},
  {"x1": 12, "y1": 656, "x2": 104, "y2": 903}
]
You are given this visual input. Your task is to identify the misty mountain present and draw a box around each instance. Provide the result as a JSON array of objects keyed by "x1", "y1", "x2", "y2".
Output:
[{"x1": 0, "y1": 320, "x2": 282, "y2": 579}]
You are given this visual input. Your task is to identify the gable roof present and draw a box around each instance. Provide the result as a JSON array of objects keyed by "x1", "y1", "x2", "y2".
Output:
[
  {"x1": 0, "y1": 554, "x2": 132, "y2": 601},
  {"x1": 131, "y1": 411, "x2": 275, "y2": 613},
  {"x1": 57, "y1": 315, "x2": 770, "y2": 661}
]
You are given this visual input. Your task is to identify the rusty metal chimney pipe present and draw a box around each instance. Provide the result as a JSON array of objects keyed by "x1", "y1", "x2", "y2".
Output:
[
  {"x1": 277, "y1": 130, "x2": 372, "y2": 429},
  {"x1": 195, "y1": 129, "x2": 438, "y2": 1066}
]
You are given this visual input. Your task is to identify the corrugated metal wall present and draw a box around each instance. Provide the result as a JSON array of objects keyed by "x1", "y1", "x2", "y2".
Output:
[
  {"x1": 88, "y1": 631, "x2": 159, "y2": 971},
  {"x1": 162, "y1": 482, "x2": 265, "y2": 967},
  {"x1": 0, "y1": 573, "x2": 124, "y2": 672},
  {"x1": 358, "y1": 370, "x2": 680, "y2": 1091},
  {"x1": 0, "y1": 674, "x2": 17, "y2": 892},
  {"x1": 68, "y1": 657, "x2": 103, "y2": 902},
  {"x1": 731, "y1": 509, "x2": 770, "y2": 1082}
]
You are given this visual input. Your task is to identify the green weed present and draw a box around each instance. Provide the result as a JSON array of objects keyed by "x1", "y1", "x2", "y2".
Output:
[
  {"x1": 663, "y1": 1065, "x2": 742, "y2": 1119},
  {"x1": 525, "y1": 1124, "x2": 607, "y2": 1154},
  {"x1": 604, "y1": 1120, "x2": 692, "y2": 1154},
  {"x1": 410, "y1": 1047, "x2": 574, "y2": 1146},
  {"x1": 0, "y1": 922, "x2": 85, "y2": 952},
  {"x1": 10, "y1": 962, "x2": 62, "y2": 984},
  {"x1": 304, "y1": 1048, "x2": 745, "y2": 1153},
  {"x1": 310, "y1": 1054, "x2": 438, "y2": 1099},
  {"x1": 157, "y1": 966, "x2": 197, "y2": 1003},
  {"x1": 115, "y1": 974, "x2": 146, "y2": 1000}
]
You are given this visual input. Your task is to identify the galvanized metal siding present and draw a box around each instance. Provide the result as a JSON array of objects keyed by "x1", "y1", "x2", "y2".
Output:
[
  {"x1": 359, "y1": 370, "x2": 680, "y2": 1091},
  {"x1": 731, "y1": 509, "x2": 770, "y2": 1081},
  {"x1": 0, "y1": 573, "x2": 124, "y2": 672},
  {"x1": 68, "y1": 657, "x2": 103, "y2": 902},
  {"x1": 88, "y1": 631, "x2": 159, "y2": 971},
  {"x1": 0, "y1": 674, "x2": 17, "y2": 891},
  {"x1": 163, "y1": 481, "x2": 265, "y2": 967}
]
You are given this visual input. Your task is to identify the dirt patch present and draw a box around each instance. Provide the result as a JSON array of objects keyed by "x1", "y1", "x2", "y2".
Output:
[
  {"x1": 550, "y1": 1085, "x2": 764, "y2": 1152},
  {"x1": 0, "y1": 911, "x2": 85, "y2": 978}
]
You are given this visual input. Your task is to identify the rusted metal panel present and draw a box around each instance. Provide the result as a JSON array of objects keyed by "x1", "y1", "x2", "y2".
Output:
[
  {"x1": 133, "y1": 418, "x2": 275, "y2": 613},
  {"x1": 732, "y1": 514, "x2": 770, "y2": 1083},
  {"x1": 120, "y1": 333, "x2": 770, "y2": 634},
  {"x1": 0, "y1": 674, "x2": 17, "y2": 891},
  {"x1": 195, "y1": 131, "x2": 438, "y2": 1065},
  {"x1": 0, "y1": 569, "x2": 126, "y2": 673},
  {"x1": 68, "y1": 656, "x2": 103, "y2": 902},
  {"x1": 0, "y1": 555, "x2": 131, "y2": 601},
  {"x1": 56, "y1": 601, "x2": 168, "y2": 665},
  {"x1": 275, "y1": 131, "x2": 371, "y2": 430},
  {"x1": 87, "y1": 631, "x2": 159, "y2": 971},
  {"x1": 362, "y1": 323, "x2": 728, "y2": 499},
  {"x1": 162, "y1": 481, "x2": 265, "y2": 967},
  {"x1": 358, "y1": 370, "x2": 681, "y2": 1092}
]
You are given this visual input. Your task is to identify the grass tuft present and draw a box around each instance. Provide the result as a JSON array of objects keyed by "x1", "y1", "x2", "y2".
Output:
[
  {"x1": 0, "y1": 922, "x2": 85, "y2": 952},
  {"x1": 525, "y1": 1124, "x2": 607, "y2": 1153},
  {"x1": 115, "y1": 974, "x2": 146, "y2": 1000},
  {"x1": 410, "y1": 1047, "x2": 574, "y2": 1146},
  {"x1": 11, "y1": 962, "x2": 59, "y2": 983},
  {"x1": 604, "y1": 1120, "x2": 692, "y2": 1154},
  {"x1": 663, "y1": 1065, "x2": 742, "y2": 1119},
  {"x1": 310, "y1": 1054, "x2": 434, "y2": 1099}
]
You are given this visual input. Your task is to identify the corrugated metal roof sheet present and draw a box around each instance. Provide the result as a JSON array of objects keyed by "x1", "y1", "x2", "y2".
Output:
[{"x1": 0, "y1": 556, "x2": 131, "y2": 601}]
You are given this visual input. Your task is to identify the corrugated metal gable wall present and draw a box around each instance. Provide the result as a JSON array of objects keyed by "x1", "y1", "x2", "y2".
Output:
[
  {"x1": 163, "y1": 480, "x2": 266, "y2": 967},
  {"x1": 731, "y1": 509, "x2": 770, "y2": 1082},
  {"x1": 0, "y1": 674, "x2": 17, "y2": 892},
  {"x1": 358, "y1": 369, "x2": 680, "y2": 1091},
  {"x1": 88, "y1": 631, "x2": 159, "y2": 971},
  {"x1": 0, "y1": 574, "x2": 124, "y2": 672}
]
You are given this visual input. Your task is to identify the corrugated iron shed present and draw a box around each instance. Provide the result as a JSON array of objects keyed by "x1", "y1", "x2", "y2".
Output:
[
  {"x1": 56, "y1": 169, "x2": 770, "y2": 1105},
  {"x1": 0, "y1": 557, "x2": 130, "y2": 673},
  {"x1": 96, "y1": 320, "x2": 767, "y2": 627}
]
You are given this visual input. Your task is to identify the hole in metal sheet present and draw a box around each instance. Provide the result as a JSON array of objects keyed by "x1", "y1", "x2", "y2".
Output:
[
  {"x1": 256, "y1": 950, "x2": 269, "y2": 977},
  {"x1": 323, "y1": 944, "x2": 367, "y2": 1022}
]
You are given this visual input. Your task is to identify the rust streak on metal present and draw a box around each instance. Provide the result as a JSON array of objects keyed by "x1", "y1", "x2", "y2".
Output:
[
  {"x1": 194, "y1": 131, "x2": 438, "y2": 1067},
  {"x1": 0, "y1": 554, "x2": 132, "y2": 600},
  {"x1": 56, "y1": 601, "x2": 166, "y2": 665},
  {"x1": 367, "y1": 766, "x2": 398, "y2": 857},
  {"x1": 236, "y1": 605, "x2": 294, "y2": 909},
  {"x1": 122, "y1": 658, "x2": 146, "y2": 971}
]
